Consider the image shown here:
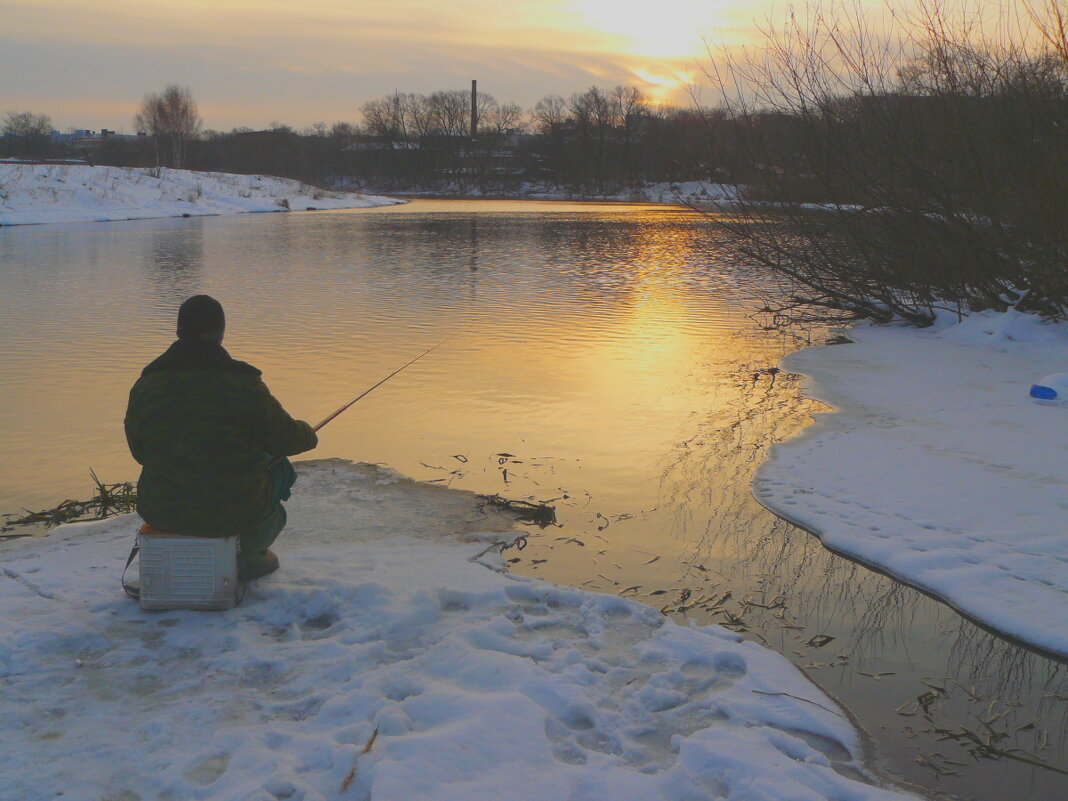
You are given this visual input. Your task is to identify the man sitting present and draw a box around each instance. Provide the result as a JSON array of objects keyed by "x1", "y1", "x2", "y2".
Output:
[{"x1": 124, "y1": 295, "x2": 318, "y2": 579}]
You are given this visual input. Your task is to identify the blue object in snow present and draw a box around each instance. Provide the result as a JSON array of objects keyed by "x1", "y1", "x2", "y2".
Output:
[{"x1": 1031, "y1": 372, "x2": 1068, "y2": 402}]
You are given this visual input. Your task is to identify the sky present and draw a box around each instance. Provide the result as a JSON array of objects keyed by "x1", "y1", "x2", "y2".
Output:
[{"x1": 1, "y1": 0, "x2": 777, "y2": 132}]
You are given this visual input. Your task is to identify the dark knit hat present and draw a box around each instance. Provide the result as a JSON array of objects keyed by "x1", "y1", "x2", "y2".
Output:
[{"x1": 177, "y1": 295, "x2": 226, "y2": 342}]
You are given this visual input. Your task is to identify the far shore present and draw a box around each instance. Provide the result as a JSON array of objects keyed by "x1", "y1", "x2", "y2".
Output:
[{"x1": 0, "y1": 164, "x2": 400, "y2": 227}]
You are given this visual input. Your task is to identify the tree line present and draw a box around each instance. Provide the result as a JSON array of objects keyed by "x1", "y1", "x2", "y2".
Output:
[{"x1": 1, "y1": 84, "x2": 723, "y2": 194}]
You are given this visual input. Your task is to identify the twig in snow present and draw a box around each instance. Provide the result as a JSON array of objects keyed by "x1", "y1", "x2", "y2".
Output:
[{"x1": 340, "y1": 726, "x2": 380, "y2": 793}]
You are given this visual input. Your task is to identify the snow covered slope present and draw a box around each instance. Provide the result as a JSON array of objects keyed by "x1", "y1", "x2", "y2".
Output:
[
  {"x1": 757, "y1": 310, "x2": 1068, "y2": 659},
  {"x1": 1, "y1": 460, "x2": 914, "y2": 801},
  {"x1": 0, "y1": 164, "x2": 400, "y2": 226},
  {"x1": 521, "y1": 181, "x2": 745, "y2": 205}
]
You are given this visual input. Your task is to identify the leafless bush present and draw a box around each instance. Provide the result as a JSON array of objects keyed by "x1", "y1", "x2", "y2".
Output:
[{"x1": 706, "y1": 0, "x2": 1068, "y2": 325}]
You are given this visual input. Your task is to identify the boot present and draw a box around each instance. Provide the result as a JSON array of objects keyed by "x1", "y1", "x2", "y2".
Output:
[{"x1": 242, "y1": 549, "x2": 280, "y2": 580}]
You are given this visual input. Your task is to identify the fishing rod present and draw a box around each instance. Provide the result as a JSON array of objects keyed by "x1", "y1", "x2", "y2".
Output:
[
  {"x1": 265, "y1": 338, "x2": 449, "y2": 471},
  {"x1": 312, "y1": 337, "x2": 450, "y2": 432}
]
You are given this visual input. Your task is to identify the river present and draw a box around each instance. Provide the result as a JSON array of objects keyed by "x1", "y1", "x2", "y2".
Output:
[{"x1": 1, "y1": 200, "x2": 1066, "y2": 800}]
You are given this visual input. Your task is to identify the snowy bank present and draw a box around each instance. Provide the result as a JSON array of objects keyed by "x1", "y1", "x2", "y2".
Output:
[
  {"x1": 756, "y1": 311, "x2": 1068, "y2": 660},
  {"x1": 524, "y1": 181, "x2": 745, "y2": 206},
  {"x1": 1, "y1": 460, "x2": 914, "y2": 801},
  {"x1": 0, "y1": 164, "x2": 400, "y2": 226},
  {"x1": 377, "y1": 180, "x2": 745, "y2": 206}
]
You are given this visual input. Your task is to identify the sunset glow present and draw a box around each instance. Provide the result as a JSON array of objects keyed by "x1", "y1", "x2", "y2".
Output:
[
  {"x1": 571, "y1": 0, "x2": 731, "y2": 58},
  {"x1": 0, "y1": 0, "x2": 772, "y2": 129},
  {"x1": 630, "y1": 67, "x2": 698, "y2": 102}
]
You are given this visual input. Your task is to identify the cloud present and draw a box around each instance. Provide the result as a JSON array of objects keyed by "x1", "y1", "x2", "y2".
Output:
[{"x1": 2, "y1": 0, "x2": 752, "y2": 129}]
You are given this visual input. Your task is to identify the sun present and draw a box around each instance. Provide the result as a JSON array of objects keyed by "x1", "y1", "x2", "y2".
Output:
[
  {"x1": 631, "y1": 67, "x2": 697, "y2": 102},
  {"x1": 570, "y1": 0, "x2": 731, "y2": 59}
]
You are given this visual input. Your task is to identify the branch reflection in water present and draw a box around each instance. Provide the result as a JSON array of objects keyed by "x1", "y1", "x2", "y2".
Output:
[{"x1": 514, "y1": 326, "x2": 1068, "y2": 799}]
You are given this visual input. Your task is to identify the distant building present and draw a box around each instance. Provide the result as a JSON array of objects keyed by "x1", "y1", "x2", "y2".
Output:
[{"x1": 50, "y1": 129, "x2": 144, "y2": 149}]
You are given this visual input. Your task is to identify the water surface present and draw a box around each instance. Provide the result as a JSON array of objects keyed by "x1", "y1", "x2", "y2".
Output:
[{"x1": 2, "y1": 200, "x2": 1066, "y2": 800}]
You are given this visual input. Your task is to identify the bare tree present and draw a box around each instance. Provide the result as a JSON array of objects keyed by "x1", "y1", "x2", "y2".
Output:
[
  {"x1": 611, "y1": 86, "x2": 648, "y2": 121},
  {"x1": 568, "y1": 87, "x2": 615, "y2": 190},
  {"x1": 483, "y1": 101, "x2": 523, "y2": 137},
  {"x1": 703, "y1": 0, "x2": 1068, "y2": 325},
  {"x1": 361, "y1": 92, "x2": 428, "y2": 143},
  {"x1": 1026, "y1": 0, "x2": 1068, "y2": 70},
  {"x1": 406, "y1": 95, "x2": 435, "y2": 138},
  {"x1": 329, "y1": 121, "x2": 359, "y2": 138},
  {"x1": 427, "y1": 90, "x2": 470, "y2": 137},
  {"x1": 612, "y1": 86, "x2": 650, "y2": 183},
  {"x1": 1, "y1": 111, "x2": 52, "y2": 156},
  {"x1": 532, "y1": 94, "x2": 567, "y2": 134},
  {"x1": 135, "y1": 85, "x2": 202, "y2": 169},
  {"x1": 360, "y1": 94, "x2": 402, "y2": 142}
]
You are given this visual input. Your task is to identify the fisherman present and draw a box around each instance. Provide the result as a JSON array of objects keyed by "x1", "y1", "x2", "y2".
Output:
[{"x1": 124, "y1": 295, "x2": 318, "y2": 579}]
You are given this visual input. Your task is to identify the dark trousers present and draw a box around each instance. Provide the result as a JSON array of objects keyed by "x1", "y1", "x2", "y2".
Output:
[{"x1": 241, "y1": 458, "x2": 297, "y2": 554}]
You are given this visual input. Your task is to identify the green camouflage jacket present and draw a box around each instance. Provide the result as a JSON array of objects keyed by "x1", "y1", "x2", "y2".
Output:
[{"x1": 124, "y1": 339, "x2": 318, "y2": 537}]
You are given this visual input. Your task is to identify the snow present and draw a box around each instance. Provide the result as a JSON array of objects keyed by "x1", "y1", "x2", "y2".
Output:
[
  {"x1": 1, "y1": 459, "x2": 914, "y2": 801},
  {"x1": 0, "y1": 164, "x2": 401, "y2": 226},
  {"x1": 756, "y1": 309, "x2": 1068, "y2": 659},
  {"x1": 380, "y1": 180, "x2": 745, "y2": 206},
  {"x1": 523, "y1": 181, "x2": 745, "y2": 206}
]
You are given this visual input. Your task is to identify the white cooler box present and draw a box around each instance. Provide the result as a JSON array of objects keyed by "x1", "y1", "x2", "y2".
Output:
[{"x1": 138, "y1": 532, "x2": 241, "y2": 610}]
